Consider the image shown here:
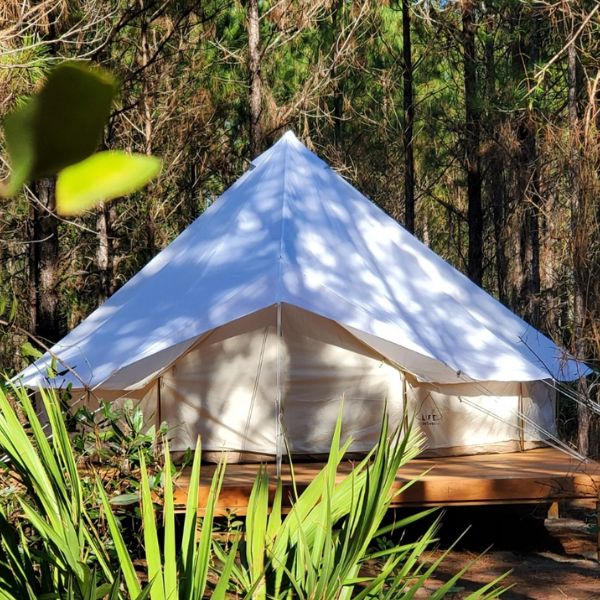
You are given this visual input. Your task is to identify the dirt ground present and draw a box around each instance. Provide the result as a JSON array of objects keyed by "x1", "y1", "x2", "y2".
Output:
[{"x1": 412, "y1": 501, "x2": 600, "y2": 599}]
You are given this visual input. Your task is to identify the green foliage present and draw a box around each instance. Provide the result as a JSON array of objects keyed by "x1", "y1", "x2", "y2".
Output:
[
  {"x1": 2, "y1": 63, "x2": 117, "y2": 195},
  {"x1": 2, "y1": 98, "x2": 37, "y2": 196},
  {"x1": 0, "y1": 383, "x2": 509, "y2": 598},
  {"x1": 0, "y1": 383, "x2": 227, "y2": 599},
  {"x1": 0, "y1": 384, "x2": 114, "y2": 598},
  {"x1": 18, "y1": 341, "x2": 42, "y2": 361},
  {"x1": 70, "y1": 397, "x2": 166, "y2": 465},
  {"x1": 1, "y1": 62, "x2": 161, "y2": 217},
  {"x1": 219, "y1": 414, "x2": 508, "y2": 599},
  {"x1": 31, "y1": 62, "x2": 117, "y2": 178}
]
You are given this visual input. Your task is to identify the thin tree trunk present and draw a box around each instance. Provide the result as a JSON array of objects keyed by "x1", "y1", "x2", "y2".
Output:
[
  {"x1": 333, "y1": 83, "x2": 344, "y2": 148},
  {"x1": 483, "y1": 15, "x2": 508, "y2": 304},
  {"x1": 402, "y1": 0, "x2": 415, "y2": 233},
  {"x1": 462, "y1": 0, "x2": 483, "y2": 285},
  {"x1": 568, "y1": 37, "x2": 590, "y2": 455},
  {"x1": 183, "y1": 149, "x2": 198, "y2": 230},
  {"x1": 519, "y1": 118, "x2": 541, "y2": 325},
  {"x1": 489, "y1": 154, "x2": 507, "y2": 303},
  {"x1": 515, "y1": 15, "x2": 541, "y2": 325},
  {"x1": 248, "y1": 0, "x2": 262, "y2": 158},
  {"x1": 29, "y1": 178, "x2": 61, "y2": 345},
  {"x1": 139, "y1": 0, "x2": 155, "y2": 259},
  {"x1": 27, "y1": 217, "x2": 37, "y2": 330}
]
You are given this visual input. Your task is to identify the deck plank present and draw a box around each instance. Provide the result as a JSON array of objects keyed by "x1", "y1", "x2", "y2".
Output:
[{"x1": 172, "y1": 447, "x2": 600, "y2": 515}]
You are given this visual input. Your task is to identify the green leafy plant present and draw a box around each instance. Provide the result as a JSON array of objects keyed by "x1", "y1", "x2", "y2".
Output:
[
  {"x1": 71, "y1": 398, "x2": 167, "y2": 471},
  {"x1": 0, "y1": 384, "x2": 117, "y2": 598},
  {"x1": 99, "y1": 438, "x2": 236, "y2": 600},
  {"x1": 0, "y1": 383, "x2": 233, "y2": 599},
  {"x1": 217, "y1": 414, "x2": 508, "y2": 600},
  {"x1": 0, "y1": 383, "x2": 509, "y2": 598},
  {"x1": 1, "y1": 61, "x2": 161, "y2": 215}
]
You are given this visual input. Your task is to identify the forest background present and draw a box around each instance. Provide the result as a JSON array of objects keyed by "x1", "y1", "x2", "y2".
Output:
[{"x1": 0, "y1": 0, "x2": 599, "y2": 452}]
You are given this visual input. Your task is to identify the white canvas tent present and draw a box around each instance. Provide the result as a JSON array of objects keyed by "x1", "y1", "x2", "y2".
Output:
[{"x1": 17, "y1": 131, "x2": 590, "y2": 460}]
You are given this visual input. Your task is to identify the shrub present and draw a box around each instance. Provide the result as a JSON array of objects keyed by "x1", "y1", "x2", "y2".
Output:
[{"x1": 0, "y1": 383, "x2": 508, "y2": 599}]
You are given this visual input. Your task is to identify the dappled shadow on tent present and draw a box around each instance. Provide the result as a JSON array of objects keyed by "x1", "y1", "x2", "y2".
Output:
[
  {"x1": 280, "y1": 303, "x2": 402, "y2": 456},
  {"x1": 154, "y1": 304, "x2": 403, "y2": 459},
  {"x1": 159, "y1": 307, "x2": 278, "y2": 458},
  {"x1": 18, "y1": 131, "x2": 586, "y2": 396}
]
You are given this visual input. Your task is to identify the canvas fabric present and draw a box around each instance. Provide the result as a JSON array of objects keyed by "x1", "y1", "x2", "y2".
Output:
[{"x1": 71, "y1": 307, "x2": 556, "y2": 458}]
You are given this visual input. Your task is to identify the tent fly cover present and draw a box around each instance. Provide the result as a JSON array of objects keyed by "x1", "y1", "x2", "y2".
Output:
[{"x1": 16, "y1": 131, "x2": 590, "y2": 458}]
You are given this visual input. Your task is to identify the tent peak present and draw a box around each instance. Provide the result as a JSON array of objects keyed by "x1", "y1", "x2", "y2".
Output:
[
  {"x1": 279, "y1": 130, "x2": 300, "y2": 144},
  {"x1": 251, "y1": 129, "x2": 327, "y2": 170},
  {"x1": 275, "y1": 130, "x2": 310, "y2": 154}
]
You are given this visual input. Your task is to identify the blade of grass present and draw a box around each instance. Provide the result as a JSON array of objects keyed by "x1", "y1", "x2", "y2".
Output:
[
  {"x1": 139, "y1": 453, "x2": 165, "y2": 600},
  {"x1": 97, "y1": 481, "x2": 142, "y2": 599},
  {"x1": 180, "y1": 437, "x2": 201, "y2": 598},
  {"x1": 162, "y1": 439, "x2": 177, "y2": 600}
]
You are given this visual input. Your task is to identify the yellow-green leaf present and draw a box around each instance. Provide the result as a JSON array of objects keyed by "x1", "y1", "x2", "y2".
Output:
[
  {"x1": 1, "y1": 62, "x2": 117, "y2": 197},
  {"x1": 20, "y1": 341, "x2": 42, "y2": 360},
  {"x1": 56, "y1": 151, "x2": 161, "y2": 216}
]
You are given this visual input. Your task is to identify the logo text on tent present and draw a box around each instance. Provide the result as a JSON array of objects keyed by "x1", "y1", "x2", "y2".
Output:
[
  {"x1": 418, "y1": 413, "x2": 441, "y2": 425},
  {"x1": 417, "y1": 394, "x2": 442, "y2": 425}
]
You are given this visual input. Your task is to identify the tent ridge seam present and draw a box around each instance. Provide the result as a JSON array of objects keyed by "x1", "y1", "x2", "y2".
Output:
[{"x1": 275, "y1": 135, "x2": 291, "y2": 302}]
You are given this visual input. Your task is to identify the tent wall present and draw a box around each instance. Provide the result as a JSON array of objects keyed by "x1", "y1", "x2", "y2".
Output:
[
  {"x1": 71, "y1": 384, "x2": 159, "y2": 425},
  {"x1": 522, "y1": 380, "x2": 557, "y2": 441},
  {"x1": 278, "y1": 305, "x2": 404, "y2": 454},
  {"x1": 160, "y1": 307, "x2": 278, "y2": 456},
  {"x1": 406, "y1": 380, "x2": 556, "y2": 456},
  {"x1": 158, "y1": 305, "x2": 404, "y2": 456},
  {"x1": 66, "y1": 306, "x2": 557, "y2": 462}
]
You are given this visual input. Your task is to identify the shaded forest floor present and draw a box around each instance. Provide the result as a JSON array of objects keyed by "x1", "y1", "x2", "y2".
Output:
[{"x1": 409, "y1": 501, "x2": 600, "y2": 598}]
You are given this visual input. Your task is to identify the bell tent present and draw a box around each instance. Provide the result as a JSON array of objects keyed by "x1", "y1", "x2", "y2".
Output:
[{"x1": 17, "y1": 131, "x2": 589, "y2": 461}]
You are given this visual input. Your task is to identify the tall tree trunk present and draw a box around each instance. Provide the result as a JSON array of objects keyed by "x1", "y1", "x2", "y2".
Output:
[
  {"x1": 29, "y1": 178, "x2": 61, "y2": 345},
  {"x1": 333, "y1": 83, "x2": 344, "y2": 148},
  {"x1": 519, "y1": 117, "x2": 541, "y2": 325},
  {"x1": 23, "y1": 14, "x2": 62, "y2": 346},
  {"x1": 27, "y1": 218, "x2": 37, "y2": 331},
  {"x1": 183, "y1": 147, "x2": 198, "y2": 231},
  {"x1": 489, "y1": 151, "x2": 507, "y2": 303},
  {"x1": 402, "y1": 0, "x2": 415, "y2": 233},
  {"x1": 248, "y1": 0, "x2": 262, "y2": 158},
  {"x1": 483, "y1": 14, "x2": 508, "y2": 304},
  {"x1": 462, "y1": 1, "x2": 483, "y2": 285},
  {"x1": 139, "y1": 0, "x2": 155, "y2": 260},
  {"x1": 568, "y1": 36, "x2": 590, "y2": 454},
  {"x1": 515, "y1": 13, "x2": 541, "y2": 325}
]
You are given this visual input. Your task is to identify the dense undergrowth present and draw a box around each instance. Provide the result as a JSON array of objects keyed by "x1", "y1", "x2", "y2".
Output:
[{"x1": 0, "y1": 382, "x2": 508, "y2": 598}]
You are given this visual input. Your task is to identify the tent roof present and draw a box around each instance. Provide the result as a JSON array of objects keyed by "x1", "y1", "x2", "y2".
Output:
[{"x1": 17, "y1": 131, "x2": 589, "y2": 390}]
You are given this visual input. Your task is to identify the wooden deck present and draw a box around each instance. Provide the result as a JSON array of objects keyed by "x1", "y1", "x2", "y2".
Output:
[{"x1": 172, "y1": 447, "x2": 600, "y2": 516}]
